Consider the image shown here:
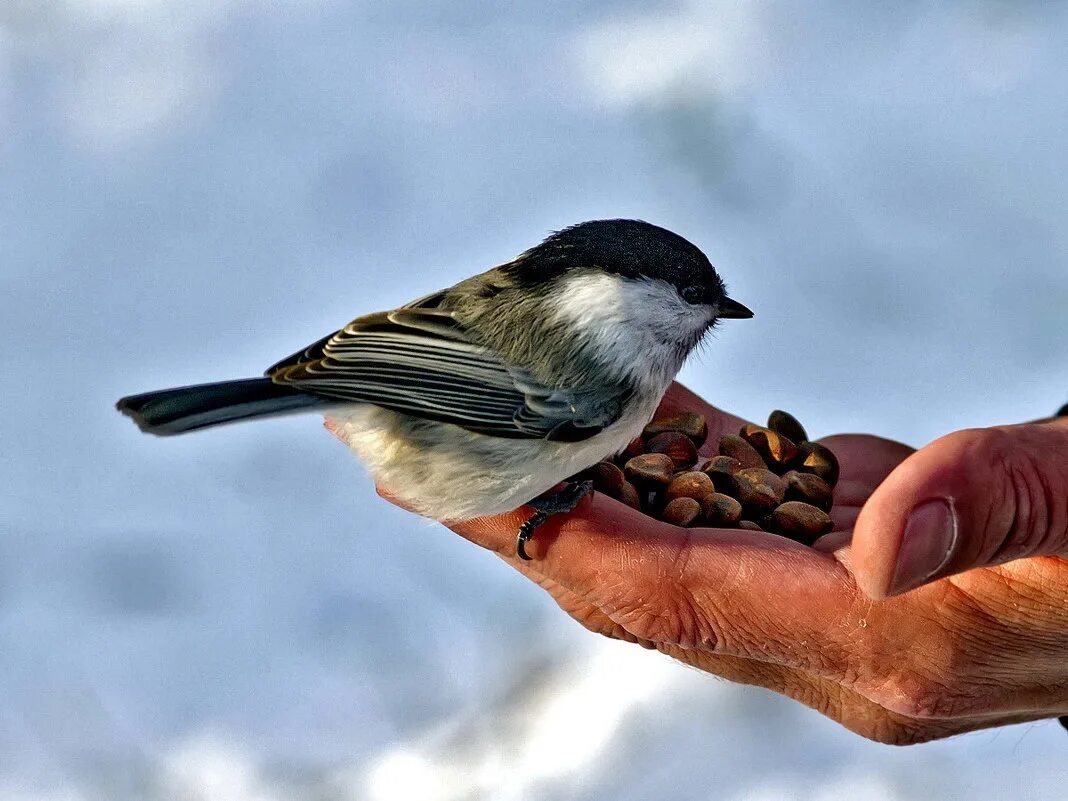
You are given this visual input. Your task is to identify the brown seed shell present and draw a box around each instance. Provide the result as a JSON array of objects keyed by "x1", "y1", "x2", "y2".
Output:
[
  {"x1": 702, "y1": 455, "x2": 742, "y2": 473},
  {"x1": 767, "y1": 410, "x2": 808, "y2": 444},
  {"x1": 624, "y1": 453, "x2": 675, "y2": 488},
  {"x1": 642, "y1": 412, "x2": 708, "y2": 446},
  {"x1": 717, "y1": 435, "x2": 767, "y2": 469},
  {"x1": 662, "y1": 496, "x2": 702, "y2": 527},
  {"x1": 740, "y1": 424, "x2": 798, "y2": 471},
  {"x1": 616, "y1": 436, "x2": 647, "y2": 465},
  {"x1": 782, "y1": 470, "x2": 833, "y2": 512},
  {"x1": 646, "y1": 431, "x2": 699, "y2": 470},
  {"x1": 584, "y1": 461, "x2": 626, "y2": 496},
  {"x1": 737, "y1": 520, "x2": 765, "y2": 532},
  {"x1": 665, "y1": 471, "x2": 716, "y2": 504},
  {"x1": 617, "y1": 480, "x2": 642, "y2": 510},
  {"x1": 796, "y1": 442, "x2": 840, "y2": 487},
  {"x1": 767, "y1": 501, "x2": 833, "y2": 544},
  {"x1": 733, "y1": 467, "x2": 787, "y2": 515},
  {"x1": 702, "y1": 492, "x2": 743, "y2": 527},
  {"x1": 701, "y1": 455, "x2": 743, "y2": 494}
]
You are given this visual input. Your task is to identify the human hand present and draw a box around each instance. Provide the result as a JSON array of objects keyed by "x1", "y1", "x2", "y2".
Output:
[{"x1": 329, "y1": 384, "x2": 1068, "y2": 744}]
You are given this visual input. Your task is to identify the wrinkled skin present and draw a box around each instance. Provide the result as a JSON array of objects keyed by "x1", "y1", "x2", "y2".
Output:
[{"x1": 328, "y1": 383, "x2": 1068, "y2": 745}]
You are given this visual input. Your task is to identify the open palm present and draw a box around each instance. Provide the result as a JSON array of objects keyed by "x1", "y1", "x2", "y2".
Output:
[{"x1": 428, "y1": 383, "x2": 1068, "y2": 744}]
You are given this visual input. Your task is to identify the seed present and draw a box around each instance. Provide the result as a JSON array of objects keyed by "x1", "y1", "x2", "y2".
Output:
[
  {"x1": 740, "y1": 424, "x2": 798, "y2": 471},
  {"x1": 665, "y1": 471, "x2": 716, "y2": 504},
  {"x1": 624, "y1": 453, "x2": 675, "y2": 488},
  {"x1": 583, "y1": 461, "x2": 626, "y2": 495},
  {"x1": 601, "y1": 407, "x2": 841, "y2": 548},
  {"x1": 662, "y1": 496, "x2": 702, "y2": 527},
  {"x1": 767, "y1": 501, "x2": 833, "y2": 544},
  {"x1": 782, "y1": 470, "x2": 833, "y2": 512},
  {"x1": 643, "y1": 412, "x2": 708, "y2": 447},
  {"x1": 767, "y1": 410, "x2": 808, "y2": 444},
  {"x1": 718, "y1": 435, "x2": 767, "y2": 469},
  {"x1": 701, "y1": 455, "x2": 742, "y2": 494},
  {"x1": 616, "y1": 436, "x2": 647, "y2": 465},
  {"x1": 733, "y1": 467, "x2": 787, "y2": 515},
  {"x1": 647, "y1": 432, "x2": 699, "y2": 470},
  {"x1": 617, "y1": 480, "x2": 642, "y2": 510},
  {"x1": 796, "y1": 442, "x2": 840, "y2": 487},
  {"x1": 702, "y1": 492, "x2": 743, "y2": 527}
]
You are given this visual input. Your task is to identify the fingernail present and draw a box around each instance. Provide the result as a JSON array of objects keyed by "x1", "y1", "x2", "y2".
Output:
[{"x1": 887, "y1": 499, "x2": 958, "y2": 596}]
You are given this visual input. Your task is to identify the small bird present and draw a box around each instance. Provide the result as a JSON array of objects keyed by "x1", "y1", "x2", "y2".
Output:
[{"x1": 117, "y1": 220, "x2": 753, "y2": 557}]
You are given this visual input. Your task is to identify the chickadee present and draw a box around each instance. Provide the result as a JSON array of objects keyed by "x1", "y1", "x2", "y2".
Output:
[{"x1": 117, "y1": 219, "x2": 753, "y2": 558}]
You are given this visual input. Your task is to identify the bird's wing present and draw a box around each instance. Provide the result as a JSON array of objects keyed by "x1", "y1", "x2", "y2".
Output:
[{"x1": 264, "y1": 301, "x2": 626, "y2": 441}]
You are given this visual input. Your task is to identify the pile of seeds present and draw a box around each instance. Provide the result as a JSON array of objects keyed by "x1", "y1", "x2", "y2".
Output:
[{"x1": 581, "y1": 410, "x2": 839, "y2": 546}]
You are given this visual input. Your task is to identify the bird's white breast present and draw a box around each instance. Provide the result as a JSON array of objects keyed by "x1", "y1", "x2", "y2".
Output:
[
  {"x1": 330, "y1": 272, "x2": 709, "y2": 521},
  {"x1": 330, "y1": 392, "x2": 662, "y2": 522}
]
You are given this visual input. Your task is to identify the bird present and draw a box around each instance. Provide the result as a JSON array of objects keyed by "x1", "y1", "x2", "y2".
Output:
[{"x1": 117, "y1": 219, "x2": 753, "y2": 558}]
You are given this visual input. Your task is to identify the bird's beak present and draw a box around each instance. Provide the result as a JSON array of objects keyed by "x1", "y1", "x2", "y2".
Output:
[{"x1": 718, "y1": 296, "x2": 754, "y2": 319}]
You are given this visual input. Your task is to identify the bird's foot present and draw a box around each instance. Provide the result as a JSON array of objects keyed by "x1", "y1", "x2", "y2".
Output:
[{"x1": 515, "y1": 479, "x2": 594, "y2": 560}]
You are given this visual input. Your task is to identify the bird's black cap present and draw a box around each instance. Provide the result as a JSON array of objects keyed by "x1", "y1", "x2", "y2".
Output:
[{"x1": 507, "y1": 219, "x2": 747, "y2": 313}]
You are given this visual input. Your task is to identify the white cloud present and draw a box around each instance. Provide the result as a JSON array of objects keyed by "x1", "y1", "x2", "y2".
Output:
[
  {"x1": 160, "y1": 735, "x2": 283, "y2": 801},
  {"x1": 356, "y1": 640, "x2": 687, "y2": 801},
  {"x1": 2, "y1": 0, "x2": 330, "y2": 153},
  {"x1": 572, "y1": 0, "x2": 769, "y2": 108},
  {"x1": 59, "y1": 32, "x2": 215, "y2": 151},
  {"x1": 737, "y1": 773, "x2": 899, "y2": 801},
  {"x1": 573, "y1": 1, "x2": 1045, "y2": 113}
]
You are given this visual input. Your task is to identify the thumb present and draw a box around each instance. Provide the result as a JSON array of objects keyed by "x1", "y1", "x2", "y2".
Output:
[{"x1": 851, "y1": 419, "x2": 1068, "y2": 599}]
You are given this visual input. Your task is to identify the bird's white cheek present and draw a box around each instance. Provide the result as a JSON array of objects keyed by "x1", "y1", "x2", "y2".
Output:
[
  {"x1": 551, "y1": 272, "x2": 628, "y2": 331},
  {"x1": 550, "y1": 272, "x2": 707, "y2": 386}
]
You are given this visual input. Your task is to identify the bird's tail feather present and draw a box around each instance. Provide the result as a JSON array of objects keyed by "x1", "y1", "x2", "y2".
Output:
[{"x1": 116, "y1": 378, "x2": 326, "y2": 436}]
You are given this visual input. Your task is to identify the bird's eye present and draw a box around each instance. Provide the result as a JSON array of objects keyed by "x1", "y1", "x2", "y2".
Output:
[{"x1": 681, "y1": 285, "x2": 704, "y2": 304}]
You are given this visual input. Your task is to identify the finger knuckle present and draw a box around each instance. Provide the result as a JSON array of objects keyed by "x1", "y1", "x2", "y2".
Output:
[
  {"x1": 934, "y1": 426, "x2": 1068, "y2": 562},
  {"x1": 938, "y1": 426, "x2": 1007, "y2": 458},
  {"x1": 998, "y1": 445, "x2": 1067, "y2": 560}
]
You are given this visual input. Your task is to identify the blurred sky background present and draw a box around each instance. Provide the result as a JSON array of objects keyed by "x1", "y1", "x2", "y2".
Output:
[{"x1": 2, "y1": 1, "x2": 1068, "y2": 799}]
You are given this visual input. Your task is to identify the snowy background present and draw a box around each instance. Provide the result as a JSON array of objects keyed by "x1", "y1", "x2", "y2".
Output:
[{"x1": 3, "y1": 1, "x2": 1068, "y2": 798}]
